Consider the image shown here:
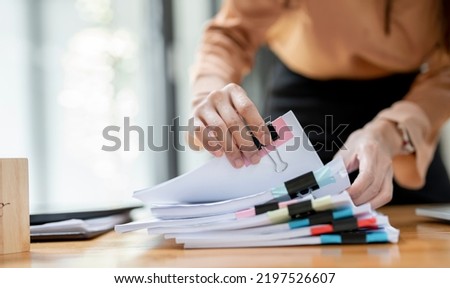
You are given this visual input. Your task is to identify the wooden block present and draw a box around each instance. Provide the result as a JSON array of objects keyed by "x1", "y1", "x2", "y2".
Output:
[{"x1": 0, "y1": 158, "x2": 30, "y2": 255}]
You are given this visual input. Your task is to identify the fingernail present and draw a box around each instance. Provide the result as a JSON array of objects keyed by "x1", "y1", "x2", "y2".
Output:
[
  {"x1": 213, "y1": 150, "x2": 223, "y2": 157},
  {"x1": 250, "y1": 154, "x2": 260, "y2": 164},
  {"x1": 234, "y1": 158, "x2": 244, "y2": 168}
]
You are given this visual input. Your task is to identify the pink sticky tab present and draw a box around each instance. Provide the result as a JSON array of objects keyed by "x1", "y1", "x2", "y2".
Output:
[
  {"x1": 262, "y1": 117, "x2": 294, "y2": 153},
  {"x1": 235, "y1": 208, "x2": 256, "y2": 219},
  {"x1": 278, "y1": 198, "x2": 300, "y2": 209},
  {"x1": 242, "y1": 116, "x2": 294, "y2": 166}
]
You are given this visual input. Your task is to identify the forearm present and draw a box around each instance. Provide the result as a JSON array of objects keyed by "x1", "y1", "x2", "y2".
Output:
[
  {"x1": 190, "y1": 0, "x2": 284, "y2": 110},
  {"x1": 403, "y1": 66, "x2": 450, "y2": 140},
  {"x1": 373, "y1": 66, "x2": 450, "y2": 188},
  {"x1": 363, "y1": 119, "x2": 405, "y2": 158}
]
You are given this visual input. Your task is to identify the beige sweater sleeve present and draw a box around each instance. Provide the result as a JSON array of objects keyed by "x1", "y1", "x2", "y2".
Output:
[
  {"x1": 190, "y1": 0, "x2": 284, "y2": 106},
  {"x1": 376, "y1": 49, "x2": 450, "y2": 189}
]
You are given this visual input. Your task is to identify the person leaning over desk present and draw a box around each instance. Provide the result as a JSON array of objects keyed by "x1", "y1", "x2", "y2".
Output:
[{"x1": 188, "y1": 0, "x2": 450, "y2": 208}]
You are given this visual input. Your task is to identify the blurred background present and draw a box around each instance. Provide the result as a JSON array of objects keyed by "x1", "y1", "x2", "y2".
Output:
[
  {"x1": 1, "y1": 0, "x2": 449, "y2": 211},
  {"x1": 0, "y1": 0, "x2": 273, "y2": 211}
]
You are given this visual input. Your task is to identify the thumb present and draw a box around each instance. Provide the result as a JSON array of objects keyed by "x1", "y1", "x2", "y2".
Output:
[{"x1": 334, "y1": 148, "x2": 359, "y2": 173}]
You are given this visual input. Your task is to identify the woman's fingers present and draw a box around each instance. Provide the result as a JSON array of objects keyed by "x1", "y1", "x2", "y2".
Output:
[
  {"x1": 215, "y1": 100, "x2": 261, "y2": 164},
  {"x1": 334, "y1": 132, "x2": 361, "y2": 173},
  {"x1": 225, "y1": 84, "x2": 272, "y2": 146},
  {"x1": 197, "y1": 108, "x2": 245, "y2": 168},
  {"x1": 193, "y1": 114, "x2": 222, "y2": 157},
  {"x1": 336, "y1": 128, "x2": 394, "y2": 207},
  {"x1": 192, "y1": 83, "x2": 271, "y2": 168},
  {"x1": 348, "y1": 143, "x2": 388, "y2": 205},
  {"x1": 368, "y1": 168, "x2": 394, "y2": 209}
]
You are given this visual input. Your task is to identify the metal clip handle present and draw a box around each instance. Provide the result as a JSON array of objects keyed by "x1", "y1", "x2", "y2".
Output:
[
  {"x1": 263, "y1": 147, "x2": 288, "y2": 173},
  {"x1": 251, "y1": 123, "x2": 288, "y2": 173}
]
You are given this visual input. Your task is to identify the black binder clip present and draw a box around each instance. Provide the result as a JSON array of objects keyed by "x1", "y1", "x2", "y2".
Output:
[{"x1": 251, "y1": 122, "x2": 288, "y2": 173}]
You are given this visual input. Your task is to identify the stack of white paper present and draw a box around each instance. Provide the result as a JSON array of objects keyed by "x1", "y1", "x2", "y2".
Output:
[{"x1": 115, "y1": 111, "x2": 399, "y2": 248}]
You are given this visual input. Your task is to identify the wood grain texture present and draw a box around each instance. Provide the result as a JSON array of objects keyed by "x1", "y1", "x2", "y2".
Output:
[{"x1": 0, "y1": 158, "x2": 30, "y2": 255}]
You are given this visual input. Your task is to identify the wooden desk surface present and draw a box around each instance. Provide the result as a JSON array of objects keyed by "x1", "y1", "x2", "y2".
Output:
[{"x1": 1, "y1": 205, "x2": 450, "y2": 268}]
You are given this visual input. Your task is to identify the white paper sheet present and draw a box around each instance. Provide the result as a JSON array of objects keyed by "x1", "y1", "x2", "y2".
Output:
[{"x1": 133, "y1": 111, "x2": 325, "y2": 204}]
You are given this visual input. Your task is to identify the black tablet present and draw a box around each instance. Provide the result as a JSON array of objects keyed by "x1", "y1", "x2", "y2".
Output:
[{"x1": 30, "y1": 202, "x2": 143, "y2": 225}]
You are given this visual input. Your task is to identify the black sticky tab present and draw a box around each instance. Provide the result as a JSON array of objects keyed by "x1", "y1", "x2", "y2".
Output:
[
  {"x1": 254, "y1": 202, "x2": 280, "y2": 215},
  {"x1": 285, "y1": 171, "x2": 319, "y2": 198},
  {"x1": 267, "y1": 122, "x2": 280, "y2": 141},
  {"x1": 332, "y1": 217, "x2": 359, "y2": 232},
  {"x1": 341, "y1": 231, "x2": 367, "y2": 244},
  {"x1": 287, "y1": 200, "x2": 313, "y2": 219},
  {"x1": 309, "y1": 211, "x2": 334, "y2": 225},
  {"x1": 251, "y1": 135, "x2": 263, "y2": 150}
]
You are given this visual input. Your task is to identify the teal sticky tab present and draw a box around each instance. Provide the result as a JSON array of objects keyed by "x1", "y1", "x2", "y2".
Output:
[
  {"x1": 367, "y1": 232, "x2": 388, "y2": 243},
  {"x1": 313, "y1": 166, "x2": 336, "y2": 187},
  {"x1": 288, "y1": 218, "x2": 309, "y2": 229},
  {"x1": 320, "y1": 234, "x2": 342, "y2": 244},
  {"x1": 333, "y1": 208, "x2": 353, "y2": 219},
  {"x1": 271, "y1": 185, "x2": 289, "y2": 198}
]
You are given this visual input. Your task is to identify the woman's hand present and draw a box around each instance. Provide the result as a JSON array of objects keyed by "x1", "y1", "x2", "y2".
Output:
[
  {"x1": 334, "y1": 119, "x2": 405, "y2": 208},
  {"x1": 191, "y1": 83, "x2": 272, "y2": 168}
]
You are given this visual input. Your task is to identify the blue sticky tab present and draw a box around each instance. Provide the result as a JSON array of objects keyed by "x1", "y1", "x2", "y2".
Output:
[
  {"x1": 271, "y1": 185, "x2": 289, "y2": 198},
  {"x1": 288, "y1": 218, "x2": 310, "y2": 229},
  {"x1": 321, "y1": 234, "x2": 342, "y2": 244},
  {"x1": 332, "y1": 208, "x2": 353, "y2": 219},
  {"x1": 367, "y1": 232, "x2": 388, "y2": 243}
]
